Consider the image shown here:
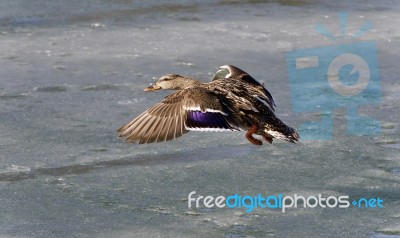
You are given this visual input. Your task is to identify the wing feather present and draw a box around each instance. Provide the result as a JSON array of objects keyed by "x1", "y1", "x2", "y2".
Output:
[{"x1": 117, "y1": 87, "x2": 242, "y2": 144}]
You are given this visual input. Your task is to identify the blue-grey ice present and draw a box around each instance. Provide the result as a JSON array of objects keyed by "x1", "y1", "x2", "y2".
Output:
[{"x1": 0, "y1": 0, "x2": 399, "y2": 237}]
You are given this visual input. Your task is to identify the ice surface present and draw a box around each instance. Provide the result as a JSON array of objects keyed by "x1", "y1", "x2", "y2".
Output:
[{"x1": 0, "y1": 0, "x2": 399, "y2": 237}]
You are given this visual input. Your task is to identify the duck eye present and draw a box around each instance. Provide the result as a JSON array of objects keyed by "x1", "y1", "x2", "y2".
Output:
[{"x1": 162, "y1": 76, "x2": 175, "y2": 81}]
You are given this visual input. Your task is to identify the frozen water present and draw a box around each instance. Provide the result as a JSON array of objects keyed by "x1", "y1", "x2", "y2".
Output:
[{"x1": 0, "y1": 0, "x2": 399, "y2": 237}]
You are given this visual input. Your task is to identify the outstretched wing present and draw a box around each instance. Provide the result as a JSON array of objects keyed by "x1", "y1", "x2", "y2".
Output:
[
  {"x1": 117, "y1": 88, "x2": 240, "y2": 144},
  {"x1": 212, "y1": 65, "x2": 276, "y2": 111}
]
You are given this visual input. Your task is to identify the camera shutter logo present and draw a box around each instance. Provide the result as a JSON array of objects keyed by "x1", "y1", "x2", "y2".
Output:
[
  {"x1": 327, "y1": 53, "x2": 370, "y2": 97},
  {"x1": 286, "y1": 12, "x2": 381, "y2": 140}
]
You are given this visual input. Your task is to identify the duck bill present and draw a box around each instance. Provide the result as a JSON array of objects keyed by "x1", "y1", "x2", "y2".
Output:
[{"x1": 144, "y1": 85, "x2": 161, "y2": 92}]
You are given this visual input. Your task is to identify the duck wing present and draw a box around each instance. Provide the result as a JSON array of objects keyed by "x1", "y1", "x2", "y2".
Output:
[
  {"x1": 212, "y1": 65, "x2": 276, "y2": 111},
  {"x1": 117, "y1": 87, "x2": 241, "y2": 144}
]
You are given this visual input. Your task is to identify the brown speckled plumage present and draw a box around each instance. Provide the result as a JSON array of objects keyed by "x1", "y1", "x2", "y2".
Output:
[{"x1": 117, "y1": 65, "x2": 299, "y2": 145}]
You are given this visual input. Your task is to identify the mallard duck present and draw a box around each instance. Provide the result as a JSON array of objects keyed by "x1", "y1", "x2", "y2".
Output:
[{"x1": 117, "y1": 65, "x2": 299, "y2": 145}]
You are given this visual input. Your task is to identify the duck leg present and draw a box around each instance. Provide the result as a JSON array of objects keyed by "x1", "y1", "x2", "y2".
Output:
[
  {"x1": 262, "y1": 134, "x2": 273, "y2": 144},
  {"x1": 245, "y1": 124, "x2": 263, "y2": 145}
]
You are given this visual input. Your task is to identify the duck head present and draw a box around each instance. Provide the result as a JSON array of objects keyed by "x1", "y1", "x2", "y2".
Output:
[{"x1": 144, "y1": 74, "x2": 198, "y2": 91}]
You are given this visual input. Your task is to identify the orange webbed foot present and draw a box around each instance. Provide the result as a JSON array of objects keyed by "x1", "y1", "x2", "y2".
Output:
[{"x1": 245, "y1": 124, "x2": 263, "y2": 145}]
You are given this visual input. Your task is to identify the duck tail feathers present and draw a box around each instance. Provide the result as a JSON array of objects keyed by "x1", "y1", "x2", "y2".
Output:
[{"x1": 264, "y1": 124, "x2": 299, "y2": 143}]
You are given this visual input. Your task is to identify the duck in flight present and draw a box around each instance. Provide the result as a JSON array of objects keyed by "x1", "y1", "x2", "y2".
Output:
[{"x1": 117, "y1": 65, "x2": 299, "y2": 145}]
